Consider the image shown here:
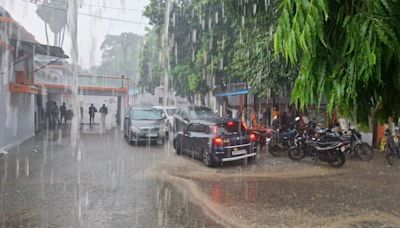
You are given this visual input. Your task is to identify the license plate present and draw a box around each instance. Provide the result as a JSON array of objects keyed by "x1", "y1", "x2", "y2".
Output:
[
  {"x1": 147, "y1": 133, "x2": 158, "y2": 137},
  {"x1": 232, "y1": 149, "x2": 246, "y2": 156}
]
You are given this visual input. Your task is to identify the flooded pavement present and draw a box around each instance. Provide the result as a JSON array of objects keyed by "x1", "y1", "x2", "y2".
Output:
[
  {"x1": 0, "y1": 126, "x2": 219, "y2": 227},
  {"x1": 152, "y1": 148, "x2": 400, "y2": 227},
  {"x1": 1, "y1": 127, "x2": 400, "y2": 227}
]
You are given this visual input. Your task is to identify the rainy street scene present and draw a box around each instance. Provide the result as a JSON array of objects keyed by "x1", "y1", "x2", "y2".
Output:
[{"x1": 1, "y1": 0, "x2": 400, "y2": 227}]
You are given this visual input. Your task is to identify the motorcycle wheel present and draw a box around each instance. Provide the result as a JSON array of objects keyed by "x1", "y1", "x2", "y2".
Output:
[
  {"x1": 268, "y1": 141, "x2": 282, "y2": 157},
  {"x1": 328, "y1": 151, "x2": 346, "y2": 168},
  {"x1": 355, "y1": 143, "x2": 374, "y2": 161},
  {"x1": 288, "y1": 146, "x2": 305, "y2": 161},
  {"x1": 385, "y1": 145, "x2": 395, "y2": 166}
]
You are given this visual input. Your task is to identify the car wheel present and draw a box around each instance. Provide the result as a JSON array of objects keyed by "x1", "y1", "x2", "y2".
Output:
[
  {"x1": 202, "y1": 148, "x2": 214, "y2": 167},
  {"x1": 128, "y1": 130, "x2": 133, "y2": 145},
  {"x1": 128, "y1": 131, "x2": 133, "y2": 145},
  {"x1": 174, "y1": 138, "x2": 181, "y2": 155},
  {"x1": 128, "y1": 130, "x2": 138, "y2": 146}
]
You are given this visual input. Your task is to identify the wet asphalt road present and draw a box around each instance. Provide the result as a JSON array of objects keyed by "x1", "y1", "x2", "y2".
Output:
[
  {"x1": 2, "y1": 126, "x2": 400, "y2": 227},
  {"x1": 0, "y1": 126, "x2": 220, "y2": 227}
]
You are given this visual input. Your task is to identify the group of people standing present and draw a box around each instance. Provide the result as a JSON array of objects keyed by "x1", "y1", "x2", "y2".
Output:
[
  {"x1": 46, "y1": 101, "x2": 109, "y2": 128},
  {"x1": 45, "y1": 101, "x2": 68, "y2": 128},
  {"x1": 239, "y1": 105, "x2": 300, "y2": 130}
]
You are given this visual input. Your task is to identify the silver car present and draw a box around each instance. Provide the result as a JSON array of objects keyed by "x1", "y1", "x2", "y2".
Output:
[
  {"x1": 152, "y1": 105, "x2": 178, "y2": 136},
  {"x1": 123, "y1": 107, "x2": 166, "y2": 145}
]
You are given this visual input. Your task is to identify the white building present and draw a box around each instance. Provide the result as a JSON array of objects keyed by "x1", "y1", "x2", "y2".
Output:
[
  {"x1": 131, "y1": 86, "x2": 189, "y2": 107},
  {"x1": 0, "y1": 7, "x2": 67, "y2": 149}
]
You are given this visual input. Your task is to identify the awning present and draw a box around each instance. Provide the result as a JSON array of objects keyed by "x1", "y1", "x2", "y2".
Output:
[
  {"x1": 214, "y1": 89, "x2": 250, "y2": 97},
  {"x1": 10, "y1": 39, "x2": 68, "y2": 58}
]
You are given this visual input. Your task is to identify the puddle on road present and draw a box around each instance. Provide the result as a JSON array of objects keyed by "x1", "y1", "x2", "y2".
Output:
[{"x1": 147, "y1": 155, "x2": 400, "y2": 228}]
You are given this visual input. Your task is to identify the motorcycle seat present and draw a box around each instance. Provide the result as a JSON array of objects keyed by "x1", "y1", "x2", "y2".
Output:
[{"x1": 316, "y1": 141, "x2": 341, "y2": 147}]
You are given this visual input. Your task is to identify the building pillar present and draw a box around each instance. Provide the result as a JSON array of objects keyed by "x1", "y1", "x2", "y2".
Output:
[{"x1": 117, "y1": 96, "x2": 122, "y2": 128}]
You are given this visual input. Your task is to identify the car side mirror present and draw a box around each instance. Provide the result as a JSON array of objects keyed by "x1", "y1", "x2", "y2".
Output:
[{"x1": 162, "y1": 113, "x2": 167, "y2": 119}]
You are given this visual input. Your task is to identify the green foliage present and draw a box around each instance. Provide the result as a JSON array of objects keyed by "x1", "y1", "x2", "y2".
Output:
[
  {"x1": 225, "y1": 0, "x2": 298, "y2": 98},
  {"x1": 90, "y1": 33, "x2": 143, "y2": 87},
  {"x1": 141, "y1": 0, "x2": 296, "y2": 102},
  {"x1": 275, "y1": 0, "x2": 400, "y2": 126},
  {"x1": 138, "y1": 29, "x2": 162, "y2": 94}
]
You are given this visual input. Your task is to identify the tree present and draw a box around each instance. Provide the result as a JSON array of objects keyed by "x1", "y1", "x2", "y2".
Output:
[
  {"x1": 138, "y1": 29, "x2": 163, "y2": 94},
  {"x1": 224, "y1": 0, "x2": 298, "y2": 98},
  {"x1": 274, "y1": 0, "x2": 400, "y2": 125},
  {"x1": 95, "y1": 33, "x2": 143, "y2": 83},
  {"x1": 141, "y1": 0, "x2": 299, "y2": 105},
  {"x1": 36, "y1": 0, "x2": 68, "y2": 46}
]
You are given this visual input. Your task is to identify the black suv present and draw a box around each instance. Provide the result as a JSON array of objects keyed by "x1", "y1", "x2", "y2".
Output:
[
  {"x1": 173, "y1": 106, "x2": 216, "y2": 135},
  {"x1": 173, "y1": 118, "x2": 258, "y2": 167}
]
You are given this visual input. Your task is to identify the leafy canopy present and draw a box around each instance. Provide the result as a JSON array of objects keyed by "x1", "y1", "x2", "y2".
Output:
[{"x1": 274, "y1": 0, "x2": 400, "y2": 125}]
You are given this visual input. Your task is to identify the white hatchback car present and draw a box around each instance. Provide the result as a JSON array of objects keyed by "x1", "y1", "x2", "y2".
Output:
[{"x1": 152, "y1": 106, "x2": 178, "y2": 136}]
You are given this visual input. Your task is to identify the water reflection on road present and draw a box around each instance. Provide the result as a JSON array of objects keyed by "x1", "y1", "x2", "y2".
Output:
[{"x1": 1, "y1": 127, "x2": 400, "y2": 227}]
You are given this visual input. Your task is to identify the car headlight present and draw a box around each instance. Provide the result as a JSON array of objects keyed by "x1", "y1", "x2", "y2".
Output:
[{"x1": 131, "y1": 126, "x2": 141, "y2": 133}]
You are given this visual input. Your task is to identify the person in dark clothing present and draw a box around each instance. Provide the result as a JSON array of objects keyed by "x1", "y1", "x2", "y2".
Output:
[
  {"x1": 60, "y1": 103, "x2": 67, "y2": 124},
  {"x1": 99, "y1": 104, "x2": 108, "y2": 126},
  {"x1": 89, "y1": 104, "x2": 97, "y2": 125},
  {"x1": 80, "y1": 106, "x2": 84, "y2": 123},
  {"x1": 280, "y1": 111, "x2": 288, "y2": 130},
  {"x1": 262, "y1": 108, "x2": 271, "y2": 126}
]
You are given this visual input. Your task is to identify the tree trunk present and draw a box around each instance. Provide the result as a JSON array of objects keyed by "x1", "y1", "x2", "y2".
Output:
[
  {"x1": 201, "y1": 93, "x2": 206, "y2": 106},
  {"x1": 54, "y1": 33, "x2": 58, "y2": 46},
  {"x1": 60, "y1": 27, "x2": 66, "y2": 47},
  {"x1": 44, "y1": 22, "x2": 49, "y2": 45}
]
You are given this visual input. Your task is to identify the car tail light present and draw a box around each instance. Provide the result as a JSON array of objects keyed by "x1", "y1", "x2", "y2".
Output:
[
  {"x1": 227, "y1": 121, "x2": 234, "y2": 127},
  {"x1": 250, "y1": 133, "x2": 257, "y2": 142},
  {"x1": 214, "y1": 137, "x2": 223, "y2": 146}
]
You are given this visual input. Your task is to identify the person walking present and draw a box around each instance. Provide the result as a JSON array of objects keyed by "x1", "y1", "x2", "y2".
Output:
[
  {"x1": 60, "y1": 103, "x2": 67, "y2": 124},
  {"x1": 99, "y1": 104, "x2": 108, "y2": 126},
  {"x1": 88, "y1": 104, "x2": 97, "y2": 125}
]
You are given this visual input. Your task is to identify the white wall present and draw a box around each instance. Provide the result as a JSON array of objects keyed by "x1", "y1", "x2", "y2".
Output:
[
  {"x1": 132, "y1": 86, "x2": 189, "y2": 107},
  {"x1": 78, "y1": 95, "x2": 119, "y2": 128},
  {"x1": 0, "y1": 41, "x2": 36, "y2": 149},
  {"x1": 0, "y1": 87, "x2": 35, "y2": 149}
]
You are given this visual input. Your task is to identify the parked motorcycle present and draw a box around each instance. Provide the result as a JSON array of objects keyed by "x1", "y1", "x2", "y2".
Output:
[
  {"x1": 384, "y1": 129, "x2": 400, "y2": 166},
  {"x1": 250, "y1": 127, "x2": 272, "y2": 149},
  {"x1": 268, "y1": 117, "x2": 301, "y2": 157},
  {"x1": 339, "y1": 128, "x2": 374, "y2": 161},
  {"x1": 289, "y1": 135, "x2": 347, "y2": 168}
]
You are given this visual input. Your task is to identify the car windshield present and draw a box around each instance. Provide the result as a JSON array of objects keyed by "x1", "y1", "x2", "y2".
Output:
[
  {"x1": 165, "y1": 108, "x2": 177, "y2": 116},
  {"x1": 189, "y1": 108, "x2": 215, "y2": 119},
  {"x1": 131, "y1": 109, "x2": 162, "y2": 120}
]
